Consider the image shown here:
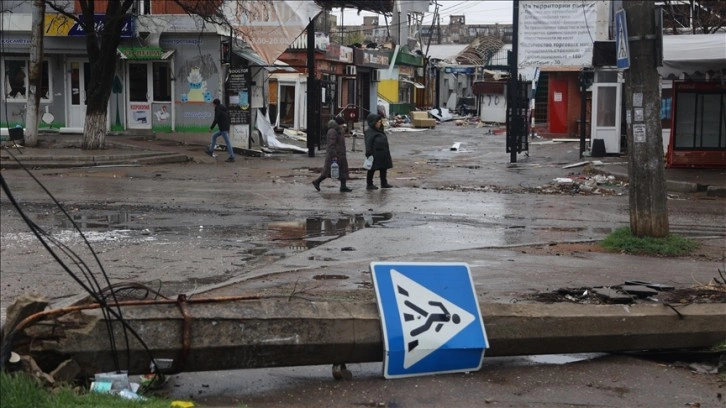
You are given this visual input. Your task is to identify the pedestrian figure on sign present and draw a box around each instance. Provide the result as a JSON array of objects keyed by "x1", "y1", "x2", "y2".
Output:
[
  {"x1": 403, "y1": 299, "x2": 461, "y2": 352},
  {"x1": 312, "y1": 116, "x2": 352, "y2": 192},
  {"x1": 364, "y1": 113, "x2": 393, "y2": 190},
  {"x1": 409, "y1": 301, "x2": 460, "y2": 337},
  {"x1": 204, "y1": 98, "x2": 235, "y2": 162}
]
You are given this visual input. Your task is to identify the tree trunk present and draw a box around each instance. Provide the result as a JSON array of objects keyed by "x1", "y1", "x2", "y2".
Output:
[
  {"x1": 82, "y1": 110, "x2": 107, "y2": 150},
  {"x1": 76, "y1": 0, "x2": 133, "y2": 150},
  {"x1": 25, "y1": 0, "x2": 46, "y2": 147},
  {"x1": 623, "y1": 1, "x2": 669, "y2": 237}
]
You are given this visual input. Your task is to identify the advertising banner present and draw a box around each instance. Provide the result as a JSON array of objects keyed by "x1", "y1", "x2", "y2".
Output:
[
  {"x1": 44, "y1": 14, "x2": 134, "y2": 38},
  {"x1": 227, "y1": 1, "x2": 322, "y2": 66},
  {"x1": 518, "y1": 1, "x2": 597, "y2": 80}
]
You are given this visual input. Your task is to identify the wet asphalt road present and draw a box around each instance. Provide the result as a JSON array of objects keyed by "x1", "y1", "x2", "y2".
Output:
[{"x1": 1, "y1": 122, "x2": 724, "y2": 406}]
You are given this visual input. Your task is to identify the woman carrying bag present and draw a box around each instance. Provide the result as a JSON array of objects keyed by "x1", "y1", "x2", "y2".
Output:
[
  {"x1": 363, "y1": 113, "x2": 393, "y2": 190},
  {"x1": 312, "y1": 116, "x2": 352, "y2": 193}
]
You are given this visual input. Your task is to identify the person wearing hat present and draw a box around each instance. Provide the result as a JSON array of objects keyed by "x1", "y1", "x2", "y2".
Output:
[
  {"x1": 312, "y1": 115, "x2": 352, "y2": 192},
  {"x1": 363, "y1": 112, "x2": 393, "y2": 190}
]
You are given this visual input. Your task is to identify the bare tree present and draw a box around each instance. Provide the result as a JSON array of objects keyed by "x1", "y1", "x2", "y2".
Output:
[
  {"x1": 38, "y1": 0, "x2": 387, "y2": 150},
  {"x1": 25, "y1": 0, "x2": 45, "y2": 147},
  {"x1": 44, "y1": 0, "x2": 134, "y2": 149},
  {"x1": 41, "y1": 0, "x2": 266, "y2": 150},
  {"x1": 661, "y1": 0, "x2": 726, "y2": 34}
]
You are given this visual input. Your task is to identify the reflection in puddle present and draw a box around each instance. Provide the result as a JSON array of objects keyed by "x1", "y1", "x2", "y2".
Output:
[
  {"x1": 526, "y1": 353, "x2": 606, "y2": 365},
  {"x1": 267, "y1": 213, "x2": 393, "y2": 250},
  {"x1": 52, "y1": 210, "x2": 139, "y2": 230},
  {"x1": 26, "y1": 210, "x2": 395, "y2": 258},
  {"x1": 486, "y1": 353, "x2": 607, "y2": 368}
]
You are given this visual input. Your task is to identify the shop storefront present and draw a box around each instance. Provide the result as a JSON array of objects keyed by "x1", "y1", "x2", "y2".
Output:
[
  {"x1": 354, "y1": 48, "x2": 389, "y2": 119},
  {"x1": 1, "y1": 12, "x2": 231, "y2": 135}
]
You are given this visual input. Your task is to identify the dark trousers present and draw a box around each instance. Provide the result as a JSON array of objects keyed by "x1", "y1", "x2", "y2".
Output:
[{"x1": 367, "y1": 168, "x2": 387, "y2": 186}]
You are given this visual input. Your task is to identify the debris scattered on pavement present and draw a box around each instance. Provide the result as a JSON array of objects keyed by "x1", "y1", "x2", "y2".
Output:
[
  {"x1": 563, "y1": 160, "x2": 604, "y2": 169},
  {"x1": 530, "y1": 280, "x2": 726, "y2": 305},
  {"x1": 438, "y1": 173, "x2": 627, "y2": 196}
]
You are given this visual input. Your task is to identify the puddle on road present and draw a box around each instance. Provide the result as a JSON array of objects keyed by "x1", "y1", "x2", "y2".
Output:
[
  {"x1": 32, "y1": 209, "x2": 393, "y2": 253},
  {"x1": 266, "y1": 213, "x2": 393, "y2": 250},
  {"x1": 486, "y1": 353, "x2": 607, "y2": 368},
  {"x1": 526, "y1": 353, "x2": 607, "y2": 365}
]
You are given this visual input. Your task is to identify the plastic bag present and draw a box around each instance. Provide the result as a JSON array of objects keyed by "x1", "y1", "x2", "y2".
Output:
[{"x1": 363, "y1": 156, "x2": 373, "y2": 170}]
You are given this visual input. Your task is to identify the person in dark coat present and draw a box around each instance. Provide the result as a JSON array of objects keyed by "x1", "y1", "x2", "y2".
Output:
[
  {"x1": 312, "y1": 116, "x2": 352, "y2": 192},
  {"x1": 204, "y1": 98, "x2": 235, "y2": 162},
  {"x1": 363, "y1": 113, "x2": 393, "y2": 190}
]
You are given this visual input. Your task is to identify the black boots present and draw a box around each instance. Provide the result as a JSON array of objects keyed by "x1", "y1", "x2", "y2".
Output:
[
  {"x1": 312, "y1": 177, "x2": 323, "y2": 191},
  {"x1": 314, "y1": 177, "x2": 352, "y2": 192}
]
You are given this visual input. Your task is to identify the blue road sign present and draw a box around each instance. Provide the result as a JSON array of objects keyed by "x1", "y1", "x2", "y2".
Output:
[
  {"x1": 371, "y1": 262, "x2": 489, "y2": 379},
  {"x1": 615, "y1": 9, "x2": 630, "y2": 70}
]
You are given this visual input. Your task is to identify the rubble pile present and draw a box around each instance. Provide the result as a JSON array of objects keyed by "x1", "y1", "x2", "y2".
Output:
[{"x1": 437, "y1": 174, "x2": 628, "y2": 196}]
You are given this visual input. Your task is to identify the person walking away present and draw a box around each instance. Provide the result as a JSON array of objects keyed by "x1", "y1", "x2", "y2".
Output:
[
  {"x1": 363, "y1": 113, "x2": 393, "y2": 190},
  {"x1": 312, "y1": 116, "x2": 352, "y2": 192},
  {"x1": 205, "y1": 98, "x2": 235, "y2": 162}
]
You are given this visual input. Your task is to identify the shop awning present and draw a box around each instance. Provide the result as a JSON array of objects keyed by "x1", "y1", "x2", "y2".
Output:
[
  {"x1": 660, "y1": 33, "x2": 726, "y2": 79},
  {"x1": 401, "y1": 79, "x2": 425, "y2": 89},
  {"x1": 117, "y1": 47, "x2": 174, "y2": 60},
  {"x1": 233, "y1": 48, "x2": 297, "y2": 72}
]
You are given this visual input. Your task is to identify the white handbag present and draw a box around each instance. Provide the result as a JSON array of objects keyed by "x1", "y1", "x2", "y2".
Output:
[{"x1": 363, "y1": 156, "x2": 374, "y2": 170}]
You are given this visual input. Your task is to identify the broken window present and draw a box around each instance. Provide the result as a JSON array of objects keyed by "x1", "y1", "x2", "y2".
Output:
[{"x1": 3, "y1": 58, "x2": 51, "y2": 102}]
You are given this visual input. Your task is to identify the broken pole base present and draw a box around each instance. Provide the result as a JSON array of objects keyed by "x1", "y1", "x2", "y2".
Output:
[{"x1": 10, "y1": 299, "x2": 726, "y2": 377}]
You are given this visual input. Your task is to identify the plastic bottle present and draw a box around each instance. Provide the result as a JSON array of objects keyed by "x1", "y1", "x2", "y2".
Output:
[{"x1": 330, "y1": 159, "x2": 339, "y2": 179}]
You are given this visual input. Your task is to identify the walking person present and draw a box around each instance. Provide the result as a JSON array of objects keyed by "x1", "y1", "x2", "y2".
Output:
[
  {"x1": 312, "y1": 116, "x2": 352, "y2": 193},
  {"x1": 204, "y1": 98, "x2": 235, "y2": 162},
  {"x1": 364, "y1": 112, "x2": 393, "y2": 190}
]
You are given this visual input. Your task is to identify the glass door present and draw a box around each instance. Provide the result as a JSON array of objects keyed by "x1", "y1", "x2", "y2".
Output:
[
  {"x1": 279, "y1": 84, "x2": 296, "y2": 129},
  {"x1": 67, "y1": 60, "x2": 90, "y2": 130},
  {"x1": 591, "y1": 83, "x2": 622, "y2": 154},
  {"x1": 126, "y1": 62, "x2": 152, "y2": 129}
]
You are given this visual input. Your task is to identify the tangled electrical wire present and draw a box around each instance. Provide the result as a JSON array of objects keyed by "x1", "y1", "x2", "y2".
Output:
[{"x1": 0, "y1": 149, "x2": 161, "y2": 375}]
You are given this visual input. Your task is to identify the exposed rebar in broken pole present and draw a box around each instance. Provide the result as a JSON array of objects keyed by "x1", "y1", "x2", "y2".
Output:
[{"x1": 3, "y1": 297, "x2": 725, "y2": 377}]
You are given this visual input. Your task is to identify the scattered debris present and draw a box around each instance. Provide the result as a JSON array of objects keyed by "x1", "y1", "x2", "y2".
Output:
[
  {"x1": 530, "y1": 280, "x2": 726, "y2": 305},
  {"x1": 563, "y1": 160, "x2": 604, "y2": 169},
  {"x1": 438, "y1": 173, "x2": 627, "y2": 196}
]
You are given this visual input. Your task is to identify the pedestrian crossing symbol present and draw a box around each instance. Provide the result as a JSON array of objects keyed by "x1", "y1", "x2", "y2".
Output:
[
  {"x1": 615, "y1": 8, "x2": 630, "y2": 69},
  {"x1": 371, "y1": 262, "x2": 489, "y2": 378}
]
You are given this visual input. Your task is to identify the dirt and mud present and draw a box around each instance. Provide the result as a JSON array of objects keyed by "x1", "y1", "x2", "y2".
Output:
[{"x1": 1, "y1": 125, "x2": 724, "y2": 406}]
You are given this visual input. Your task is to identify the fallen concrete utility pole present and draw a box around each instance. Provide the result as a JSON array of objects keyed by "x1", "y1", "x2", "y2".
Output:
[{"x1": 7, "y1": 297, "x2": 725, "y2": 376}]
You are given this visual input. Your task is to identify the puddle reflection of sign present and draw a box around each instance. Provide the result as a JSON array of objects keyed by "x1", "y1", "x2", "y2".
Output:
[{"x1": 371, "y1": 262, "x2": 488, "y2": 379}]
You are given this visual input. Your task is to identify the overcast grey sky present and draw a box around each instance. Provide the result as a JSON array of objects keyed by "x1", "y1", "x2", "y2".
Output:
[{"x1": 336, "y1": 1, "x2": 514, "y2": 26}]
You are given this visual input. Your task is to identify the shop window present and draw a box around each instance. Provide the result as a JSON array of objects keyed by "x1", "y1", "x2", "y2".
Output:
[
  {"x1": 347, "y1": 79, "x2": 356, "y2": 108},
  {"x1": 3, "y1": 59, "x2": 51, "y2": 102},
  {"x1": 152, "y1": 62, "x2": 171, "y2": 102},
  {"x1": 128, "y1": 63, "x2": 148, "y2": 102},
  {"x1": 674, "y1": 92, "x2": 726, "y2": 149},
  {"x1": 321, "y1": 73, "x2": 336, "y2": 108},
  {"x1": 139, "y1": 0, "x2": 151, "y2": 15},
  {"x1": 399, "y1": 82, "x2": 412, "y2": 104}
]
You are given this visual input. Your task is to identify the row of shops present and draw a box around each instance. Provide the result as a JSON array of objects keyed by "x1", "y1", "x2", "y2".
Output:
[
  {"x1": 1, "y1": 11, "x2": 430, "y2": 146},
  {"x1": 2, "y1": 8, "x2": 724, "y2": 168}
]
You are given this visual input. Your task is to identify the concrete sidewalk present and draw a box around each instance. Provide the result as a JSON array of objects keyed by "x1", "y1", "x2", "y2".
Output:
[{"x1": 1, "y1": 128, "x2": 725, "y2": 196}]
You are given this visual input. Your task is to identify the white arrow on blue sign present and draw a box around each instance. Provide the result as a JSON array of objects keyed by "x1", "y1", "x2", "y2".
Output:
[{"x1": 371, "y1": 262, "x2": 489, "y2": 379}]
